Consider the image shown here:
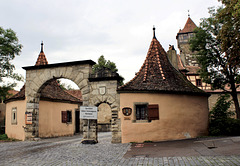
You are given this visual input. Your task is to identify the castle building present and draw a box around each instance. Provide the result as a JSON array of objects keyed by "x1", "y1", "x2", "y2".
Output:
[
  {"x1": 175, "y1": 16, "x2": 240, "y2": 112},
  {"x1": 118, "y1": 28, "x2": 209, "y2": 143},
  {"x1": 176, "y1": 16, "x2": 211, "y2": 90}
]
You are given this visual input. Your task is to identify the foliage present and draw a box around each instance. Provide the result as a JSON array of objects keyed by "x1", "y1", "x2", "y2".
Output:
[
  {"x1": 190, "y1": 5, "x2": 240, "y2": 118},
  {"x1": 0, "y1": 27, "x2": 23, "y2": 102},
  {"x1": 209, "y1": 94, "x2": 240, "y2": 136},
  {"x1": 0, "y1": 134, "x2": 8, "y2": 140},
  {"x1": 0, "y1": 134, "x2": 19, "y2": 141},
  {"x1": 57, "y1": 80, "x2": 73, "y2": 90},
  {"x1": 0, "y1": 27, "x2": 23, "y2": 82},
  {"x1": 92, "y1": 55, "x2": 124, "y2": 85},
  {"x1": 92, "y1": 55, "x2": 118, "y2": 74},
  {"x1": 218, "y1": 0, "x2": 240, "y2": 67},
  {"x1": 0, "y1": 84, "x2": 15, "y2": 102}
]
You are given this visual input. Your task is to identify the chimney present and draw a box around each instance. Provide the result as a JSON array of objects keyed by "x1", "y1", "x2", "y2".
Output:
[{"x1": 167, "y1": 45, "x2": 178, "y2": 70}]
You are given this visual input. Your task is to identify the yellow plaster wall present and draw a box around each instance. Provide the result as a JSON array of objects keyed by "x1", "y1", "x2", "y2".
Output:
[
  {"x1": 5, "y1": 100, "x2": 26, "y2": 141},
  {"x1": 120, "y1": 93, "x2": 209, "y2": 143},
  {"x1": 39, "y1": 100, "x2": 78, "y2": 138},
  {"x1": 97, "y1": 103, "x2": 111, "y2": 124}
]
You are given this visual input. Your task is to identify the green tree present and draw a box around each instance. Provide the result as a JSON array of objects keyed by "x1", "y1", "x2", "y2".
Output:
[
  {"x1": 190, "y1": 6, "x2": 240, "y2": 119},
  {"x1": 92, "y1": 55, "x2": 124, "y2": 85},
  {"x1": 92, "y1": 55, "x2": 118, "y2": 73},
  {"x1": 209, "y1": 94, "x2": 240, "y2": 136},
  {"x1": 0, "y1": 27, "x2": 23, "y2": 101}
]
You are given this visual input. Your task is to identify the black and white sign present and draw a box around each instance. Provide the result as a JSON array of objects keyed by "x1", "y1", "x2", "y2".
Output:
[{"x1": 80, "y1": 106, "x2": 98, "y2": 119}]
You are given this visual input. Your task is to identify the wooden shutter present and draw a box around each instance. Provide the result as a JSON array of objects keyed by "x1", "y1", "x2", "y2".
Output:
[
  {"x1": 62, "y1": 111, "x2": 67, "y2": 123},
  {"x1": 148, "y1": 104, "x2": 159, "y2": 120}
]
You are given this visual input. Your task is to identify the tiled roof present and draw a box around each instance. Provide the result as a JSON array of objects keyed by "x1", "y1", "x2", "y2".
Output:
[
  {"x1": 118, "y1": 28, "x2": 208, "y2": 96},
  {"x1": 177, "y1": 54, "x2": 187, "y2": 71},
  {"x1": 178, "y1": 17, "x2": 197, "y2": 34},
  {"x1": 6, "y1": 80, "x2": 82, "y2": 104},
  {"x1": 35, "y1": 42, "x2": 48, "y2": 66},
  {"x1": 40, "y1": 80, "x2": 82, "y2": 104},
  {"x1": 66, "y1": 90, "x2": 82, "y2": 101},
  {"x1": 5, "y1": 85, "x2": 26, "y2": 102},
  {"x1": 185, "y1": 66, "x2": 201, "y2": 75}
]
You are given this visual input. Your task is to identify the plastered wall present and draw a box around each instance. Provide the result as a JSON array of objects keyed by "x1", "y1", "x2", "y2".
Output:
[
  {"x1": 120, "y1": 93, "x2": 209, "y2": 143},
  {"x1": 39, "y1": 100, "x2": 79, "y2": 138},
  {"x1": 5, "y1": 100, "x2": 26, "y2": 140}
]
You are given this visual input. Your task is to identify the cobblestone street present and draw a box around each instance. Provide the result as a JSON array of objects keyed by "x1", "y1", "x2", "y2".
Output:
[{"x1": 1, "y1": 133, "x2": 240, "y2": 166}]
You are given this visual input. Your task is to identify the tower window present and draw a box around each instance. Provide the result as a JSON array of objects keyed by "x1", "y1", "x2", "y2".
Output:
[{"x1": 196, "y1": 79, "x2": 202, "y2": 87}]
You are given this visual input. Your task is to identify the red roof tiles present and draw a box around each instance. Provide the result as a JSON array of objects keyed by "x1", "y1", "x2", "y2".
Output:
[
  {"x1": 118, "y1": 28, "x2": 207, "y2": 96},
  {"x1": 6, "y1": 80, "x2": 82, "y2": 104},
  {"x1": 35, "y1": 42, "x2": 48, "y2": 66},
  {"x1": 178, "y1": 17, "x2": 197, "y2": 34}
]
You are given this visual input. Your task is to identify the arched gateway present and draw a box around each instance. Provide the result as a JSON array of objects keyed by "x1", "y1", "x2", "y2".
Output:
[{"x1": 23, "y1": 60, "x2": 122, "y2": 143}]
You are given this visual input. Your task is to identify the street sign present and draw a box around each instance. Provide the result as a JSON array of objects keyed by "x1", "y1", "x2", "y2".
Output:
[{"x1": 80, "y1": 106, "x2": 98, "y2": 119}]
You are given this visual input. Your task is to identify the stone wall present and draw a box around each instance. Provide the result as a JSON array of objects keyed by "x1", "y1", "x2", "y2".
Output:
[
  {"x1": 23, "y1": 61, "x2": 122, "y2": 143},
  {"x1": 88, "y1": 80, "x2": 121, "y2": 143}
]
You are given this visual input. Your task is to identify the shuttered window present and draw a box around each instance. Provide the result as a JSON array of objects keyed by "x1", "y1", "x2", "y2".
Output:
[
  {"x1": 136, "y1": 105, "x2": 148, "y2": 120},
  {"x1": 62, "y1": 111, "x2": 67, "y2": 123},
  {"x1": 62, "y1": 110, "x2": 72, "y2": 123},
  {"x1": 148, "y1": 104, "x2": 159, "y2": 120}
]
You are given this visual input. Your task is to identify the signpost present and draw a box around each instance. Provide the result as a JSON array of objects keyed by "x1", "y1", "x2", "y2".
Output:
[
  {"x1": 80, "y1": 106, "x2": 98, "y2": 141},
  {"x1": 80, "y1": 106, "x2": 98, "y2": 119}
]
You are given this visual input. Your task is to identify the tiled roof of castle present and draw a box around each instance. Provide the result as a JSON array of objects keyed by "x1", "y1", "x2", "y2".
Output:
[
  {"x1": 35, "y1": 42, "x2": 48, "y2": 66},
  {"x1": 178, "y1": 17, "x2": 197, "y2": 34},
  {"x1": 118, "y1": 28, "x2": 208, "y2": 96},
  {"x1": 6, "y1": 80, "x2": 82, "y2": 104}
]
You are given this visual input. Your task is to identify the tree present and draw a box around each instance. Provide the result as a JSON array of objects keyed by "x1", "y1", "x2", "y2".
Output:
[
  {"x1": 92, "y1": 55, "x2": 118, "y2": 74},
  {"x1": 92, "y1": 55, "x2": 124, "y2": 85},
  {"x1": 209, "y1": 94, "x2": 240, "y2": 136},
  {"x1": 0, "y1": 27, "x2": 23, "y2": 101},
  {"x1": 190, "y1": 5, "x2": 240, "y2": 119}
]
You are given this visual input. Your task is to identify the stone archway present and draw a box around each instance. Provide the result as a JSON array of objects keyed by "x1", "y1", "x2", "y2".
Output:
[{"x1": 23, "y1": 60, "x2": 122, "y2": 143}]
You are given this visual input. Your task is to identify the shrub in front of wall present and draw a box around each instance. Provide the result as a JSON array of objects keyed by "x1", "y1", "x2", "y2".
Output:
[{"x1": 209, "y1": 94, "x2": 240, "y2": 136}]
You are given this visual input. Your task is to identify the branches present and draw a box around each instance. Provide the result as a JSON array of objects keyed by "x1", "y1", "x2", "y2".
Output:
[{"x1": 0, "y1": 27, "x2": 23, "y2": 82}]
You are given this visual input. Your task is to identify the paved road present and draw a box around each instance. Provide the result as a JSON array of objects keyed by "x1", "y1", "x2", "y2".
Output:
[{"x1": 0, "y1": 133, "x2": 240, "y2": 165}]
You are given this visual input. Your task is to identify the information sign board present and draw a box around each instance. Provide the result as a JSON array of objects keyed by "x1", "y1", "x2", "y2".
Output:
[{"x1": 80, "y1": 106, "x2": 98, "y2": 119}]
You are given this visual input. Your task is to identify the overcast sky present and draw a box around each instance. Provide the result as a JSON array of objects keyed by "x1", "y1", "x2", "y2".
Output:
[{"x1": 1, "y1": 0, "x2": 221, "y2": 90}]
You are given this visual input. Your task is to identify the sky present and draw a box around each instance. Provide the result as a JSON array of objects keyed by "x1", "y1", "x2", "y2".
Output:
[{"x1": 1, "y1": 0, "x2": 221, "y2": 90}]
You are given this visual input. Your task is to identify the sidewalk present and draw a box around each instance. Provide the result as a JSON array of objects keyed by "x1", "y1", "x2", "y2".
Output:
[{"x1": 124, "y1": 136, "x2": 240, "y2": 158}]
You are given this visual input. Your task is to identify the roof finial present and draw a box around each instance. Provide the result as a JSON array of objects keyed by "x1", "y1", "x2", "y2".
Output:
[
  {"x1": 153, "y1": 25, "x2": 156, "y2": 39},
  {"x1": 41, "y1": 41, "x2": 44, "y2": 53},
  {"x1": 188, "y1": 10, "x2": 190, "y2": 17}
]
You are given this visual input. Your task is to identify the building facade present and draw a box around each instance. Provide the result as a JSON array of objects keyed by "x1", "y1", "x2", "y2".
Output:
[{"x1": 118, "y1": 28, "x2": 209, "y2": 143}]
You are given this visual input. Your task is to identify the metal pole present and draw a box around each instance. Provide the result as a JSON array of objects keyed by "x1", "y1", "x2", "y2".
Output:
[{"x1": 87, "y1": 119, "x2": 90, "y2": 139}]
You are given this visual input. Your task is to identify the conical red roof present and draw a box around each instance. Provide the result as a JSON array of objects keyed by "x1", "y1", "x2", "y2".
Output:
[
  {"x1": 178, "y1": 17, "x2": 197, "y2": 34},
  {"x1": 35, "y1": 42, "x2": 48, "y2": 66},
  {"x1": 118, "y1": 28, "x2": 207, "y2": 96}
]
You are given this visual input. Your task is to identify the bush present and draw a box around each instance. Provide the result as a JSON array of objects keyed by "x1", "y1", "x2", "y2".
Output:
[
  {"x1": 209, "y1": 94, "x2": 240, "y2": 136},
  {"x1": 0, "y1": 134, "x2": 8, "y2": 140}
]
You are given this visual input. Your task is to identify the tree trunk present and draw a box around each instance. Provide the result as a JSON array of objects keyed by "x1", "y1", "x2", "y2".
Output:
[{"x1": 230, "y1": 79, "x2": 240, "y2": 119}]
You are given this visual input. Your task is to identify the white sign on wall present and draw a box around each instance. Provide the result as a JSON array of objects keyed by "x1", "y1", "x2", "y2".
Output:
[{"x1": 80, "y1": 106, "x2": 98, "y2": 119}]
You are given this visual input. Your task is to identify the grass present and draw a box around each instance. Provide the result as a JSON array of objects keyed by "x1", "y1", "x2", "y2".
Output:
[{"x1": 0, "y1": 134, "x2": 19, "y2": 142}]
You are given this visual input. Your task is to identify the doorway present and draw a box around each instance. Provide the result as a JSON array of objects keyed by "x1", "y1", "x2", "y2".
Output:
[{"x1": 75, "y1": 110, "x2": 80, "y2": 133}]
